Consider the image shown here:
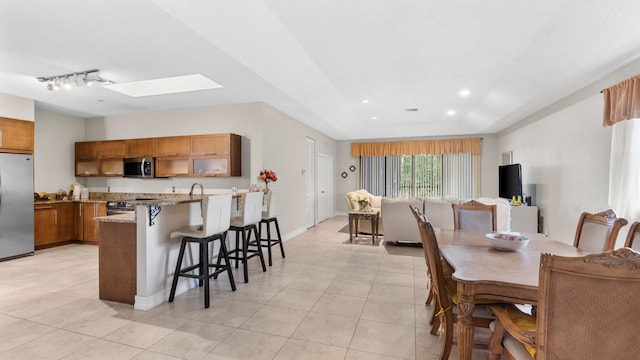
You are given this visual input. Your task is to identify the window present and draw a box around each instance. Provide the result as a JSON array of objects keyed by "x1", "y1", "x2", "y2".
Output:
[{"x1": 360, "y1": 152, "x2": 479, "y2": 199}]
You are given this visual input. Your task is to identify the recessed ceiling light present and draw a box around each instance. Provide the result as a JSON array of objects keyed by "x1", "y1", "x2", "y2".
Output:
[
  {"x1": 362, "y1": 99, "x2": 370, "y2": 104},
  {"x1": 459, "y1": 89, "x2": 470, "y2": 97},
  {"x1": 371, "y1": 116, "x2": 377, "y2": 120},
  {"x1": 105, "y1": 74, "x2": 222, "y2": 97},
  {"x1": 447, "y1": 110, "x2": 456, "y2": 116}
]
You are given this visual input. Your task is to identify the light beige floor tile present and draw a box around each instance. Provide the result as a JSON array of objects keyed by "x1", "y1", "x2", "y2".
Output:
[
  {"x1": 192, "y1": 298, "x2": 263, "y2": 327},
  {"x1": 415, "y1": 304, "x2": 434, "y2": 329},
  {"x1": 0, "y1": 329, "x2": 95, "y2": 360},
  {"x1": 221, "y1": 283, "x2": 282, "y2": 304},
  {"x1": 204, "y1": 328, "x2": 287, "y2": 360},
  {"x1": 350, "y1": 319, "x2": 416, "y2": 360},
  {"x1": 311, "y1": 293, "x2": 366, "y2": 318},
  {"x1": 103, "y1": 312, "x2": 188, "y2": 349},
  {"x1": 368, "y1": 283, "x2": 415, "y2": 305},
  {"x1": 132, "y1": 351, "x2": 183, "y2": 360},
  {"x1": 326, "y1": 279, "x2": 372, "y2": 298},
  {"x1": 60, "y1": 337, "x2": 143, "y2": 359},
  {"x1": 345, "y1": 349, "x2": 408, "y2": 360},
  {"x1": 0, "y1": 318, "x2": 56, "y2": 353},
  {"x1": 361, "y1": 299, "x2": 416, "y2": 326},
  {"x1": 285, "y1": 273, "x2": 333, "y2": 292},
  {"x1": 274, "y1": 338, "x2": 347, "y2": 360},
  {"x1": 267, "y1": 287, "x2": 323, "y2": 311},
  {"x1": 148, "y1": 320, "x2": 233, "y2": 360},
  {"x1": 374, "y1": 271, "x2": 416, "y2": 287},
  {"x1": 291, "y1": 311, "x2": 358, "y2": 348},
  {"x1": 415, "y1": 327, "x2": 444, "y2": 360},
  {"x1": 240, "y1": 304, "x2": 308, "y2": 337}
]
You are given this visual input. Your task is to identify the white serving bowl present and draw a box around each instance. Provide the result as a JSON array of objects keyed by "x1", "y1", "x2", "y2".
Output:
[{"x1": 486, "y1": 232, "x2": 529, "y2": 252}]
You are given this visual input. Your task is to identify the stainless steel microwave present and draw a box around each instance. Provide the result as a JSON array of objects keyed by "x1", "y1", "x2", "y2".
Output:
[{"x1": 123, "y1": 157, "x2": 155, "y2": 178}]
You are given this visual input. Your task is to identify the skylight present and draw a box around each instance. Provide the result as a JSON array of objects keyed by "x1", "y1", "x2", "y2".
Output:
[{"x1": 105, "y1": 74, "x2": 222, "y2": 97}]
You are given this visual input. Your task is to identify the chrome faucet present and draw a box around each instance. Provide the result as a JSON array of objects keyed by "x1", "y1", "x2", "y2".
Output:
[
  {"x1": 189, "y1": 182, "x2": 204, "y2": 198},
  {"x1": 189, "y1": 182, "x2": 205, "y2": 217}
]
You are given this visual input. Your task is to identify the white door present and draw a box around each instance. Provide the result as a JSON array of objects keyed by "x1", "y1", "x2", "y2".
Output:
[
  {"x1": 317, "y1": 153, "x2": 333, "y2": 222},
  {"x1": 306, "y1": 137, "x2": 316, "y2": 228}
]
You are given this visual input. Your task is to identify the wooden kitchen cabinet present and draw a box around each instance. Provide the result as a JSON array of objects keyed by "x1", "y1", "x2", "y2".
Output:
[
  {"x1": 34, "y1": 202, "x2": 75, "y2": 248},
  {"x1": 191, "y1": 133, "x2": 236, "y2": 156},
  {"x1": 100, "y1": 140, "x2": 126, "y2": 176},
  {"x1": 191, "y1": 133, "x2": 241, "y2": 177},
  {"x1": 75, "y1": 141, "x2": 101, "y2": 176},
  {"x1": 127, "y1": 138, "x2": 156, "y2": 158},
  {"x1": 0, "y1": 117, "x2": 34, "y2": 154},
  {"x1": 157, "y1": 136, "x2": 191, "y2": 156},
  {"x1": 34, "y1": 205, "x2": 57, "y2": 247},
  {"x1": 75, "y1": 202, "x2": 106, "y2": 244}
]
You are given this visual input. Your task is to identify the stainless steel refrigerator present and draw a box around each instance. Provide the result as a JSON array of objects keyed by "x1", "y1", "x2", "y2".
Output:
[{"x1": 0, "y1": 153, "x2": 34, "y2": 260}]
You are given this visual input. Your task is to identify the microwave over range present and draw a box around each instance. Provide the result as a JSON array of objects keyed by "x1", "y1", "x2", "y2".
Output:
[{"x1": 123, "y1": 157, "x2": 155, "y2": 178}]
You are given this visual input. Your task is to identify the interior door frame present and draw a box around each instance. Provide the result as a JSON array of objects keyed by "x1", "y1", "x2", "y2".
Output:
[{"x1": 305, "y1": 137, "x2": 316, "y2": 228}]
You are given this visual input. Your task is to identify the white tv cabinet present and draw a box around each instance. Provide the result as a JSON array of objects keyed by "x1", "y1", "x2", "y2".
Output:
[{"x1": 510, "y1": 205, "x2": 539, "y2": 233}]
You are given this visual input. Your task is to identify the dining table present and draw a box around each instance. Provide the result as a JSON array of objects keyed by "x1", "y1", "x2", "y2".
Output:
[{"x1": 434, "y1": 228, "x2": 588, "y2": 360}]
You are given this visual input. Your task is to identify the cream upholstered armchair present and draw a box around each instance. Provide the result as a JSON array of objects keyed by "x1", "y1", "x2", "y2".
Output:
[{"x1": 345, "y1": 189, "x2": 384, "y2": 235}]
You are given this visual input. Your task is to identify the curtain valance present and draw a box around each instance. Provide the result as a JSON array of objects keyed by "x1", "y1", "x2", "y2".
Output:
[
  {"x1": 602, "y1": 74, "x2": 640, "y2": 126},
  {"x1": 351, "y1": 138, "x2": 481, "y2": 157}
]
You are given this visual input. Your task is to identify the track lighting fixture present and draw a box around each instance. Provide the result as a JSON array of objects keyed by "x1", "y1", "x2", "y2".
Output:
[{"x1": 37, "y1": 69, "x2": 113, "y2": 91}]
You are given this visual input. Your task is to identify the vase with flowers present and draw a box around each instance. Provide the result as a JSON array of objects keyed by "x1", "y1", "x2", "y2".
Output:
[
  {"x1": 258, "y1": 169, "x2": 278, "y2": 191},
  {"x1": 354, "y1": 193, "x2": 370, "y2": 211}
]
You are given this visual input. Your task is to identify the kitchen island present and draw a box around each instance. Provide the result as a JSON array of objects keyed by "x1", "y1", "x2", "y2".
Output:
[{"x1": 95, "y1": 196, "x2": 208, "y2": 310}]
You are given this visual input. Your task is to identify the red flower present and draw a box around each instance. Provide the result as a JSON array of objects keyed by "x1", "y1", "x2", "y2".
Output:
[{"x1": 259, "y1": 169, "x2": 278, "y2": 183}]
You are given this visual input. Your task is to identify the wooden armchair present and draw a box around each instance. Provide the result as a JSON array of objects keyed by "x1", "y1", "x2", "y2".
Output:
[
  {"x1": 411, "y1": 204, "x2": 495, "y2": 360},
  {"x1": 573, "y1": 209, "x2": 628, "y2": 253},
  {"x1": 452, "y1": 199, "x2": 497, "y2": 231},
  {"x1": 624, "y1": 221, "x2": 640, "y2": 251},
  {"x1": 488, "y1": 248, "x2": 640, "y2": 360}
]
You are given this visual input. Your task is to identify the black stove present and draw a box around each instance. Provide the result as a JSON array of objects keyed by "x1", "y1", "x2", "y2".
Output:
[{"x1": 106, "y1": 201, "x2": 135, "y2": 215}]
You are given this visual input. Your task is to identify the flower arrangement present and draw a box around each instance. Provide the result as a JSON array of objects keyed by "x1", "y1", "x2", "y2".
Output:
[
  {"x1": 259, "y1": 169, "x2": 278, "y2": 190},
  {"x1": 354, "y1": 193, "x2": 370, "y2": 210}
]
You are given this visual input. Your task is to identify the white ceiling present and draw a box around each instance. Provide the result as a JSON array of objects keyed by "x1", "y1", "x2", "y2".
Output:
[{"x1": 2, "y1": 0, "x2": 640, "y2": 140}]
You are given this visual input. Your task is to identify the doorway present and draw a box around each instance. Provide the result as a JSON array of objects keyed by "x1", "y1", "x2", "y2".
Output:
[
  {"x1": 317, "y1": 153, "x2": 333, "y2": 222},
  {"x1": 305, "y1": 137, "x2": 316, "y2": 228}
]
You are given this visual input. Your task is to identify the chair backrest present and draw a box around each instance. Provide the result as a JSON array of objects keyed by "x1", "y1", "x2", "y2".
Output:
[
  {"x1": 452, "y1": 200, "x2": 497, "y2": 231},
  {"x1": 535, "y1": 248, "x2": 640, "y2": 360},
  {"x1": 201, "y1": 194, "x2": 232, "y2": 237},
  {"x1": 410, "y1": 205, "x2": 452, "y2": 313},
  {"x1": 262, "y1": 190, "x2": 277, "y2": 219},
  {"x1": 624, "y1": 221, "x2": 640, "y2": 251},
  {"x1": 237, "y1": 191, "x2": 264, "y2": 226},
  {"x1": 573, "y1": 209, "x2": 628, "y2": 253}
]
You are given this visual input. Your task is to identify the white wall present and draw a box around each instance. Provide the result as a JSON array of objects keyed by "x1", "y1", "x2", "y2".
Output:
[
  {"x1": 0, "y1": 93, "x2": 34, "y2": 121},
  {"x1": 33, "y1": 110, "x2": 85, "y2": 192},
  {"x1": 497, "y1": 59, "x2": 640, "y2": 246}
]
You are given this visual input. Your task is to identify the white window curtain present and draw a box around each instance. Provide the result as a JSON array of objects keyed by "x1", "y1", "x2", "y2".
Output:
[
  {"x1": 360, "y1": 156, "x2": 385, "y2": 196},
  {"x1": 442, "y1": 153, "x2": 480, "y2": 199},
  {"x1": 608, "y1": 118, "x2": 640, "y2": 221},
  {"x1": 386, "y1": 156, "x2": 402, "y2": 198}
]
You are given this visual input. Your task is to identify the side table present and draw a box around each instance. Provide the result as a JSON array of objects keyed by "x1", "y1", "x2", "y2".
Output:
[{"x1": 348, "y1": 209, "x2": 380, "y2": 244}]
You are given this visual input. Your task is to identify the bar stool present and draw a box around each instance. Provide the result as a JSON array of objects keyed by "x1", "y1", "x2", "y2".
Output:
[
  {"x1": 226, "y1": 192, "x2": 267, "y2": 283},
  {"x1": 258, "y1": 191, "x2": 285, "y2": 266},
  {"x1": 168, "y1": 194, "x2": 235, "y2": 308}
]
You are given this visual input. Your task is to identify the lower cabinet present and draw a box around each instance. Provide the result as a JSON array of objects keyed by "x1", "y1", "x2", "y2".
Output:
[
  {"x1": 75, "y1": 202, "x2": 107, "y2": 244},
  {"x1": 34, "y1": 202, "x2": 76, "y2": 248},
  {"x1": 35, "y1": 202, "x2": 106, "y2": 249}
]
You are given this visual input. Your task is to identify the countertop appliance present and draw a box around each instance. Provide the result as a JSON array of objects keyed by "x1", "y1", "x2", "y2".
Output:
[
  {"x1": 123, "y1": 157, "x2": 155, "y2": 178},
  {"x1": 0, "y1": 153, "x2": 34, "y2": 260},
  {"x1": 106, "y1": 201, "x2": 135, "y2": 215}
]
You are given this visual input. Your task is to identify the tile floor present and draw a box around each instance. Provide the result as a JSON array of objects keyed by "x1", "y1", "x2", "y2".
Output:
[{"x1": 0, "y1": 216, "x2": 489, "y2": 359}]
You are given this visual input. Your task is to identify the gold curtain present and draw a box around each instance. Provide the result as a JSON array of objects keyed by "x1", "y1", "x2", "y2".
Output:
[
  {"x1": 351, "y1": 138, "x2": 481, "y2": 157},
  {"x1": 602, "y1": 74, "x2": 640, "y2": 126}
]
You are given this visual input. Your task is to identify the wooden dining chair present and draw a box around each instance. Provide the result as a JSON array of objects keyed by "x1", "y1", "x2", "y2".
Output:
[
  {"x1": 488, "y1": 248, "x2": 640, "y2": 360},
  {"x1": 573, "y1": 209, "x2": 628, "y2": 253},
  {"x1": 411, "y1": 204, "x2": 495, "y2": 360},
  {"x1": 452, "y1": 199, "x2": 497, "y2": 231},
  {"x1": 624, "y1": 221, "x2": 640, "y2": 251}
]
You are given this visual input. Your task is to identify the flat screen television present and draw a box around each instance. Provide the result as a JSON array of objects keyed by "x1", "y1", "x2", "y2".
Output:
[{"x1": 499, "y1": 163, "x2": 523, "y2": 200}]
